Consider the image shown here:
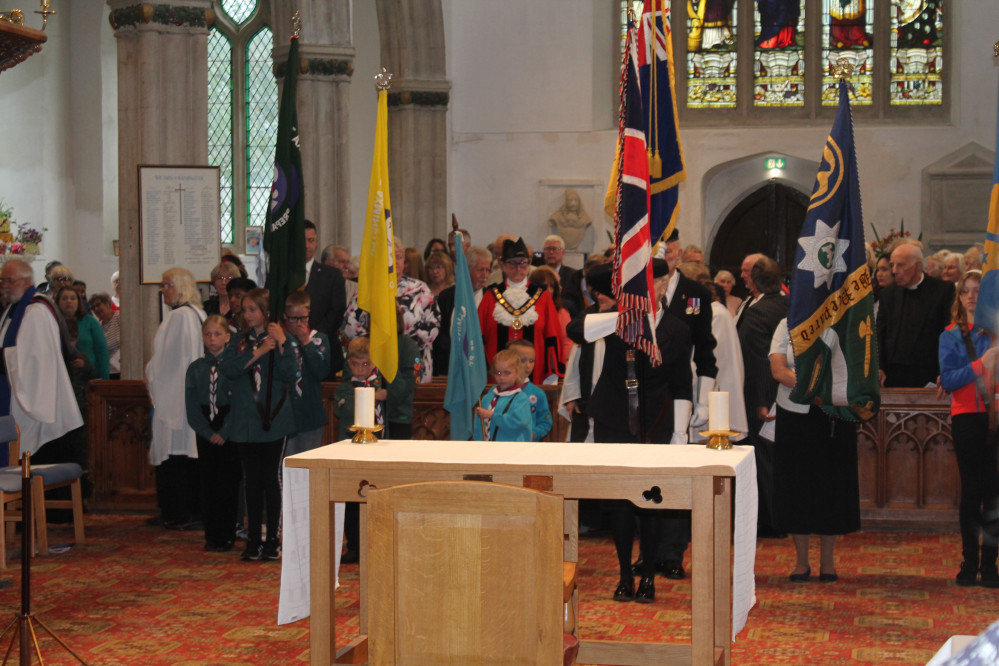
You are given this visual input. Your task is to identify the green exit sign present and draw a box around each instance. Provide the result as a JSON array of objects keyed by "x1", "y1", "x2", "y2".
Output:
[{"x1": 765, "y1": 158, "x2": 786, "y2": 170}]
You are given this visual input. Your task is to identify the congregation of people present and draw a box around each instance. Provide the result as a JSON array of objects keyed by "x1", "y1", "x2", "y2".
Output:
[{"x1": 3, "y1": 222, "x2": 997, "y2": 600}]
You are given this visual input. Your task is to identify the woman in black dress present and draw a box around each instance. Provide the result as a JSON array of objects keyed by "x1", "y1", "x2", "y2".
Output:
[{"x1": 769, "y1": 317, "x2": 860, "y2": 582}]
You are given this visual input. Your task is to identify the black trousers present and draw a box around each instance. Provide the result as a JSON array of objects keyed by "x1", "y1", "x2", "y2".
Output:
[
  {"x1": 594, "y1": 421, "x2": 661, "y2": 580},
  {"x1": 236, "y1": 439, "x2": 284, "y2": 545},
  {"x1": 747, "y1": 417, "x2": 777, "y2": 533},
  {"x1": 952, "y1": 413, "x2": 999, "y2": 565},
  {"x1": 155, "y1": 454, "x2": 200, "y2": 524},
  {"x1": 197, "y1": 435, "x2": 241, "y2": 547}
]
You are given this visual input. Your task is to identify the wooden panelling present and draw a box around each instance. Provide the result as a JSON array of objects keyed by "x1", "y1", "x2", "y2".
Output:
[
  {"x1": 85, "y1": 382, "x2": 959, "y2": 525},
  {"x1": 86, "y1": 378, "x2": 568, "y2": 512}
]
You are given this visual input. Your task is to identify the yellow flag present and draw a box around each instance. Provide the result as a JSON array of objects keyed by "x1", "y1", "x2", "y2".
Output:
[{"x1": 358, "y1": 89, "x2": 398, "y2": 382}]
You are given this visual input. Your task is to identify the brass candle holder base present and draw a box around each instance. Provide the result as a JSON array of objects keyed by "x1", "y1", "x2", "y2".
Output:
[
  {"x1": 348, "y1": 424, "x2": 384, "y2": 444},
  {"x1": 699, "y1": 429, "x2": 740, "y2": 450}
]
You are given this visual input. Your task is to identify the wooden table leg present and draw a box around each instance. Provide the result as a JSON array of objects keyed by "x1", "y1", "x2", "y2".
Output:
[
  {"x1": 714, "y1": 477, "x2": 732, "y2": 666},
  {"x1": 310, "y1": 470, "x2": 336, "y2": 666},
  {"x1": 691, "y1": 475, "x2": 715, "y2": 666}
]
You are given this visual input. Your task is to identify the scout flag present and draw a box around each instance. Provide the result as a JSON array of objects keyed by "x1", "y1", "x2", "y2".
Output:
[
  {"x1": 604, "y1": 0, "x2": 686, "y2": 252},
  {"x1": 358, "y1": 83, "x2": 398, "y2": 382},
  {"x1": 443, "y1": 229, "x2": 488, "y2": 440},
  {"x1": 610, "y1": 9, "x2": 661, "y2": 367},
  {"x1": 976, "y1": 85, "x2": 999, "y2": 335},
  {"x1": 264, "y1": 33, "x2": 306, "y2": 322},
  {"x1": 787, "y1": 80, "x2": 879, "y2": 421}
]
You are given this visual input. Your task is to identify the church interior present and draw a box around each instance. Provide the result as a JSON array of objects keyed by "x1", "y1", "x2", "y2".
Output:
[{"x1": 3, "y1": 0, "x2": 999, "y2": 663}]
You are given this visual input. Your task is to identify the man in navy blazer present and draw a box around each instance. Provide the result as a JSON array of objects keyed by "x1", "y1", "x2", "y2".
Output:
[{"x1": 304, "y1": 220, "x2": 346, "y2": 376}]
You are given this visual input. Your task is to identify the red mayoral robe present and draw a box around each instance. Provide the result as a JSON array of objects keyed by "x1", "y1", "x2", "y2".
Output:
[{"x1": 477, "y1": 281, "x2": 562, "y2": 385}]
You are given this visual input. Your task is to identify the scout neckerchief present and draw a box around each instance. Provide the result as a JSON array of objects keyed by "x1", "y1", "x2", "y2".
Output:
[{"x1": 485, "y1": 385, "x2": 521, "y2": 440}]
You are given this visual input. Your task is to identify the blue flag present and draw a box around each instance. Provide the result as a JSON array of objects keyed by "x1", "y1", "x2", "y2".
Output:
[
  {"x1": 443, "y1": 231, "x2": 488, "y2": 440},
  {"x1": 787, "y1": 80, "x2": 879, "y2": 422},
  {"x1": 977, "y1": 85, "x2": 999, "y2": 335}
]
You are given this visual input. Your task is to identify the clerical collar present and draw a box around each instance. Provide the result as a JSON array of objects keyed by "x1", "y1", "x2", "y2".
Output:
[
  {"x1": 507, "y1": 277, "x2": 528, "y2": 289},
  {"x1": 906, "y1": 273, "x2": 925, "y2": 291}
]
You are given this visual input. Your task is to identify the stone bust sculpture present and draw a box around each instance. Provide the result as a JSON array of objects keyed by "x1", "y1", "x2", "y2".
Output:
[{"x1": 547, "y1": 188, "x2": 593, "y2": 251}]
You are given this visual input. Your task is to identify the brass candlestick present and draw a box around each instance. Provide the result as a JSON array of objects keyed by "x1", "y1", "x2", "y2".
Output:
[
  {"x1": 699, "y1": 429, "x2": 740, "y2": 450},
  {"x1": 348, "y1": 424, "x2": 383, "y2": 444}
]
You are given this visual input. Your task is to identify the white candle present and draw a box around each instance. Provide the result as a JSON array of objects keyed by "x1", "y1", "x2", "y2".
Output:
[
  {"x1": 708, "y1": 391, "x2": 729, "y2": 432},
  {"x1": 355, "y1": 386, "x2": 375, "y2": 428}
]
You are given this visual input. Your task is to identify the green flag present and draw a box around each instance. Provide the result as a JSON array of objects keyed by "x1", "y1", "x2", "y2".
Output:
[{"x1": 264, "y1": 35, "x2": 306, "y2": 322}]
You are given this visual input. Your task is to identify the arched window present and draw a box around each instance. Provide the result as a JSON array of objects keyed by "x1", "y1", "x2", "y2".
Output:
[
  {"x1": 620, "y1": 0, "x2": 946, "y2": 122},
  {"x1": 208, "y1": 0, "x2": 277, "y2": 246}
]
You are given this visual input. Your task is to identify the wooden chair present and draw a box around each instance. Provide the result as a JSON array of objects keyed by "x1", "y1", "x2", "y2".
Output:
[
  {"x1": 366, "y1": 480, "x2": 578, "y2": 666},
  {"x1": 0, "y1": 416, "x2": 85, "y2": 557},
  {"x1": 0, "y1": 416, "x2": 38, "y2": 568}
]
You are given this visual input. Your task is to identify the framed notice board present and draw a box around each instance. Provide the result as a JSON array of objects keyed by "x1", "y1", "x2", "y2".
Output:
[{"x1": 138, "y1": 165, "x2": 221, "y2": 284}]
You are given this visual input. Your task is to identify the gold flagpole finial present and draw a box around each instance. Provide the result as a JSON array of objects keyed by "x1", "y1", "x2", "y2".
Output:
[
  {"x1": 994, "y1": 41, "x2": 999, "y2": 57},
  {"x1": 292, "y1": 10, "x2": 302, "y2": 38},
  {"x1": 831, "y1": 57, "x2": 854, "y2": 82},
  {"x1": 374, "y1": 67, "x2": 393, "y2": 91}
]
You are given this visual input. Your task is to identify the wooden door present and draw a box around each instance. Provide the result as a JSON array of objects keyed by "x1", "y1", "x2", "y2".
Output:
[{"x1": 709, "y1": 182, "x2": 809, "y2": 298}]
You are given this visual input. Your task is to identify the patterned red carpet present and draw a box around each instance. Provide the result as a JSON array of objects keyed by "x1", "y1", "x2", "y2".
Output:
[{"x1": 0, "y1": 515, "x2": 996, "y2": 664}]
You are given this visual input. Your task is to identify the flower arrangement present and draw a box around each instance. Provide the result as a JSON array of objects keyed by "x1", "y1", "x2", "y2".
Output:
[
  {"x1": 870, "y1": 220, "x2": 921, "y2": 260},
  {"x1": 0, "y1": 200, "x2": 45, "y2": 259}
]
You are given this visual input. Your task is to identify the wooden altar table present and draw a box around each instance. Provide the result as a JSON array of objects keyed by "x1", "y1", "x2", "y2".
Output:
[{"x1": 283, "y1": 440, "x2": 757, "y2": 666}]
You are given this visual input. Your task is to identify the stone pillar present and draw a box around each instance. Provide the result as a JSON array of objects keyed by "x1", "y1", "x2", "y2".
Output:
[
  {"x1": 108, "y1": 1, "x2": 210, "y2": 378},
  {"x1": 375, "y1": 0, "x2": 450, "y2": 249},
  {"x1": 271, "y1": 0, "x2": 355, "y2": 250}
]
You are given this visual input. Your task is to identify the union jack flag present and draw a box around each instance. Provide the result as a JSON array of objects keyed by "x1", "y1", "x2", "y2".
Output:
[{"x1": 611, "y1": 12, "x2": 661, "y2": 367}]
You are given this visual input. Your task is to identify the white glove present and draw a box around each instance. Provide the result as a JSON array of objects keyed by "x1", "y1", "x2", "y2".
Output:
[
  {"x1": 671, "y1": 399, "x2": 692, "y2": 444},
  {"x1": 689, "y1": 377, "x2": 715, "y2": 429}
]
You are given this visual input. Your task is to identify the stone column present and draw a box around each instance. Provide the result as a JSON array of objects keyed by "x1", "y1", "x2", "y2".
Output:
[
  {"x1": 271, "y1": 0, "x2": 355, "y2": 250},
  {"x1": 109, "y1": 1, "x2": 210, "y2": 378},
  {"x1": 375, "y1": 0, "x2": 450, "y2": 249}
]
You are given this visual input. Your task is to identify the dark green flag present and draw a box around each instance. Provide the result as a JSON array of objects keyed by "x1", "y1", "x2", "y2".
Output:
[{"x1": 264, "y1": 35, "x2": 306, "y2": 322}]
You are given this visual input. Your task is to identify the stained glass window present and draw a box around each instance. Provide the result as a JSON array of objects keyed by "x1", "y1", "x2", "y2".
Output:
[
  {"x1": 687, "y1": 1, "x2": 738, "y2": 108},
  {"x1": 208, "y1": 30, "x2": 234, "y2": 244},
  {"x1": 245, "y1": 28, "x2": 277, "y2": 233},
  {"x1": 821, "y1": 1, "x2": 873, "y2": 106},
  {"x1": 753, "y1": 0, "x2": 806, "y2": 107},
  {"x1": 220, "y1": 0, "x2": 255, "y2": 25},
  {"x1": 890, "y1": 0, "x2": 943, "y2": 105}
]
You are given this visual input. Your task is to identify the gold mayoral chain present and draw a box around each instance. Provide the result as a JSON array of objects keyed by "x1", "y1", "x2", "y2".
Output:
[{"x1": 491, "y1": 286, "x2": 543, "y2": 330}]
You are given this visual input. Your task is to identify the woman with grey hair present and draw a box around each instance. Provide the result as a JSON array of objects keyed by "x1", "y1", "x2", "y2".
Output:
[
  {"x1": 145, "y1": 267, "x2": 206, "y2": 529},
  {"x1": 204, "y1": 261, "x2": 242, "y2": 317}
]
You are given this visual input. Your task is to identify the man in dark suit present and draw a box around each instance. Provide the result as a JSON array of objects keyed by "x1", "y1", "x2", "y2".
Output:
[
  {"x1": 877, "y1": 242, "x2": 955, "y2": 387},
  {"x1": 543, "y1": 234, "x2": 584, "y2": 317},
  {"x1": 737, "y1": 254, "x2": 789, "y2": 538},
  {"x1": 649, "y1": 234, "x2": 720, "y2": 579},
  {"x1": 566, "y1": 260, "x2": 693, "y2": 603},
  {"x1": 304, "y1": 220, "x2": 346, "y2": 377}
]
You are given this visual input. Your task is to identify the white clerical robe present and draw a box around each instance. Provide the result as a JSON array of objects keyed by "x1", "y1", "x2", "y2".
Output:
[
  {"x1": 145, "y1": 305, "x2": 205, "y2": 466},
  {"x1": 4, "y1": 302, "x2": 84, "y2": 455},
  {"x1": 707, "y1": 301, "x2": 748, "y2": 438}
]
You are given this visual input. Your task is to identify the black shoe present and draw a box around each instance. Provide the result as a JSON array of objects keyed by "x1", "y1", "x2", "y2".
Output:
[
  {"x1": 818, "y1": 572, "x2": 839, "y2": 583},
  {"x1": 260, "y1": 540, "x2": 281, "y2": 561},
  {"x1": 612, "y1": 579, "x2": 635, "y2": 602},
  {"x1": 979, "y1": 564, "x2": 999, "y2": 589},
  {"x1": 205, "y1": 541, "x2": 235, "y2": 553},
  {"x1": 789, "y1": 567, "x2": 811, "y2": 582},
  {"x1": 635, "y1": 576, "x2": 655, "y2": 603},
  {"x1": 145, "y1": 515, "x2": 165, "y2": 526},
  {"x1": 166, "y1": 519, "x2": 203, "y2": 531},
  {"x1": 241, "y1": 542, "x2": 262, "y2": 561},
  {"x1": 661, "y1": 560, "x2": 685, "y2": 580},
  {"x1": 340, "y1": 550, "x2": 359, "y2": 564},
  {"x1": 956, "y1": 561, "x2": 978, "y2": 586}
]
